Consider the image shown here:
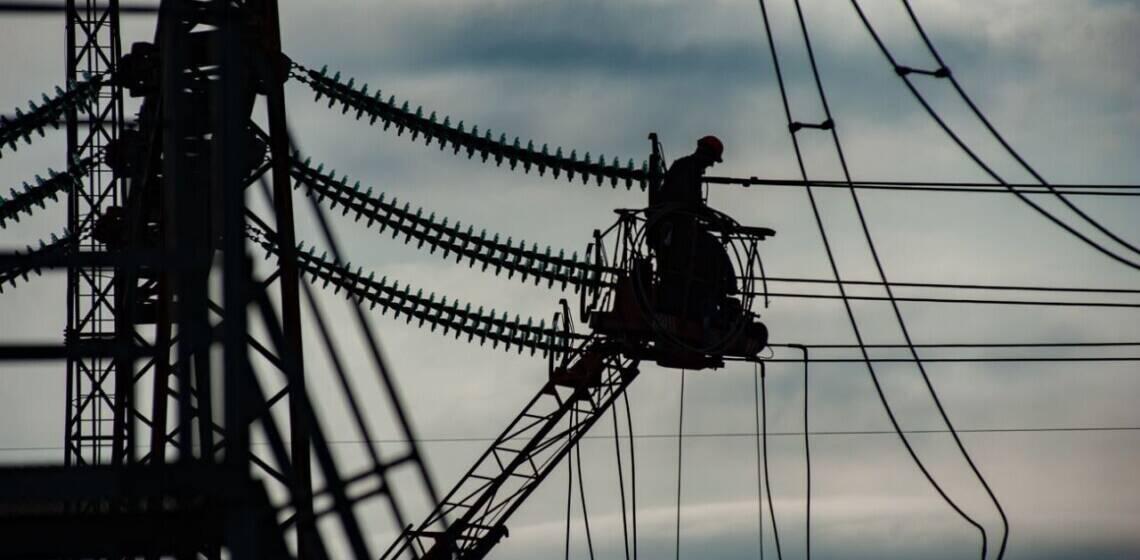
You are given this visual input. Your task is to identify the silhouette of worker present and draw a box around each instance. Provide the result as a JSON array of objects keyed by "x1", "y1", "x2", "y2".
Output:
[{"x1": 648, "y1": 136, "x2": 736, "y2": 322}]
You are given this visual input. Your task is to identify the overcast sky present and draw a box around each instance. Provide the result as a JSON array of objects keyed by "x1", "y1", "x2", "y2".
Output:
[{"x1": 2, "y1": 1, "x2": 1139, "y2": 559}]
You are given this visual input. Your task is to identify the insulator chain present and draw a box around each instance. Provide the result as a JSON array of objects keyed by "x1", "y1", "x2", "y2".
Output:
[
  {"x1": 0, "y1": 157, "x2": 96, "y2": 228},
  {"x1": 249, "y1": 225, "x2": 589, "y2": 357},
  {"x1": 0, "y1": 230, "x2": 72, "y2": 293},
  {"x1": 293, "y1": 62, "x2": 650, "y2": 190},
  {"x1": 290, "y1": 156, "x2": 618, "y2": 292},
  {"x1": 0, "y1": 76, "x2": 100, "y2": 159}
]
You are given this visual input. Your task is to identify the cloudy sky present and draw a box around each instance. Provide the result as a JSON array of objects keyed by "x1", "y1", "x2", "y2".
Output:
[{"x1": 2, "y1": 1, "x2": 1139, "y2": 558}]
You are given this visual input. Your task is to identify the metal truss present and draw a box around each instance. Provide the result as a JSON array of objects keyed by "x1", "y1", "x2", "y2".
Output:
[
  {"x1": 387, "y1": 345, "x2": 640, "y2": 560},
  {"x1": 63, "y1": 0, "x2": 129, "y2": 467}
]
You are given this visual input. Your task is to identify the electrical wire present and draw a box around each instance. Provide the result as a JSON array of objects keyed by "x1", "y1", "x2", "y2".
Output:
[
  {"x1": 704, "y1": 175, "x2": 1140, "y2": 195},
  {"x1": 900, "y1": 0, "x2": 1140, "y2": 266},
  {"x1": 611, "y1": 399, "x2": 632, "y2": 560},
  {"x1": 759, "y1": 362, "x2": 784, "y2": 560},
  {"x1": 747, "y1": 276, "x2": 1140, "y2": 296},
  {"x1": 625, "y1": 392, "x2": 639, "y2": 560},
  {"x1": 847, "y1": 0, "x2": 1140, "y2": 272},
  {"x1": 791, "y1": 0, "x2": 1009, "y2": 555},
  {"x1": 576, "y1": 408, "x2": 597, "y2": 560},
  {"x1": 755, "y1": 0, "x2": 990, "y2": 556},
  {"x1": 741, "y1": 290, "x2": 1140, "y2": 308},
  {"x1": 2, "y1": 425, "x2": 1137, "y2": 455},
  {"x1": 753, "y1": 362, "x2": 766, "y2": 560},
  {"x1": 675, "y1": 369, "x2": 685, "y2": 560},
  {"x1": 796, "y1": 346, "x2": 811, "y2": 560},
  {"x1": 565, "y1": 437, "x2": 573, "y2": 560}
]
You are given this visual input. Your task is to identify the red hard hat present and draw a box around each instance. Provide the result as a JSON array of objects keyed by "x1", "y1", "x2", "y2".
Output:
[{"x1": 697, "y1": 135, "x2": 724, "y2": 162}]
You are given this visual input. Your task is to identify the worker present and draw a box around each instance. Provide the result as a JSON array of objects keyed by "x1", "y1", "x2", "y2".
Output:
[{"x1": 647, "y1": 136, "x2": 736, "y2": 322}]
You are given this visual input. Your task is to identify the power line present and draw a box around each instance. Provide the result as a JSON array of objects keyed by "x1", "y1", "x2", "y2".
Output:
[
  {"x1": 761, "y1": 0, "x2": 993, "y2": 553},
  {"x1": 848, "y1": 0, "x2": 1140, "y2": 273},
  {"x1": 747, "y1": 276, "x2": 1140, "y2": 296},
  {"x1": 4, "y1": 425, "x2": 1137, "y2": 453},
  {"x1": 744, "y1": 290, "x2": 1140, "y2": 308},
  {"x1": 706, "y1": 175, "x2": 1140, "y2": 196}
]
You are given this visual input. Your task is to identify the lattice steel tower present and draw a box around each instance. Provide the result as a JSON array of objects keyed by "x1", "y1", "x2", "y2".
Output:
[{"x1": 63, "y1": 0, "x2": 127, "y2": 466}]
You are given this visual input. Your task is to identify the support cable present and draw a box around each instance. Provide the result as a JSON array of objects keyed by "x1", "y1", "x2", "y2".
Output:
[
  {"x1": 847, "y1": 0, "x2": 1140, "y2": 271},
  {"x1": 755, "y1": 0, "x2": 989, "y2": 556}
]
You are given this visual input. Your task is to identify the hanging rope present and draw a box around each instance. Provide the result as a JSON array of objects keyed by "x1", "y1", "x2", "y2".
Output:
[
  {"x1": 625, "y1": 392, "x2": 639, "y2": 560},
  {"x1": 674, "y1": 370, "x2": 685, "y2": 560},
  {"x1": 576, "y1": 407, "x2": 597, "y2": 560},
  {"x1": 759, "y1": 362, "x2": 783, "y2": 560},
  {"x1": 753, "y1": 362, "x2": 765, "y2": 560},
  {"x1": 755, "y1": 0, "x2": 989, "y2": 556},
  {"x1": 794, "y1": 346, "x2": 811, "y2": 560},
  {"x1": 611, "y1": 399, "x2": 632, "y2": 560},
  {"x1": 565, "y1": 437, "x2": 573, "y2": 560}
]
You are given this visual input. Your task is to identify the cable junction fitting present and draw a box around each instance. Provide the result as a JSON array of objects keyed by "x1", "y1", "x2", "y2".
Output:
[
  {"x1": 789, "y1": 119, "x2": 834, "y2": 133},
  {"x1": 894, "y1": 65, "x2": 951, "y2": 78}
]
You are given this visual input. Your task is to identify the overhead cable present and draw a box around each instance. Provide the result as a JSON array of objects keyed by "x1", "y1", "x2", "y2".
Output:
[
  {"x1": 755, "y1": 0, "x2": 990, "y2": 555},
  {"x1": 849, "y1": 0, "x2": 1140, "y2": 272}
]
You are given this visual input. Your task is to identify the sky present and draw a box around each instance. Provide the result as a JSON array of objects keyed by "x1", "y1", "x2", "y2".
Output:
[{"x1": 2, "y1": 1, "x2": 1140, "y2": 559}]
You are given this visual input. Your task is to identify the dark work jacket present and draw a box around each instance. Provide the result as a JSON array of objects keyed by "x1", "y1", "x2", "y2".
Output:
[{"x1": 650, "y1": 154, "x2": 707, "y2": 210}]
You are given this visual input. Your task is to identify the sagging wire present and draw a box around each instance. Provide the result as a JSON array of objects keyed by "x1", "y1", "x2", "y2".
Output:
[
  {"x1": 755, "y1": 0, "x2": 990, "y2": 556},
  {"x1": 624, "y1": 392, "x2": 639, "y2": 560},
  {"x1": 755, "y1": 361, "x2": 783, "y2": 560},
  {"x1": 611, "y1": 398, "x2": 632, "y2": 560},
  {"x1": 674, "y1": 369, "x2": 685, "y2": 560},
  {"x1": 576, "y1": 407, "x2": 597, "y2": 560},
  {"x1": 847, "y1": 0, "x2": 1140, "y2": 272},
  {"x1": 792, "y1": 345, "x2": 811, "y2": 560},
  {"x1": 904, "y1": 0, "x2": 1140, "y2": 267}
]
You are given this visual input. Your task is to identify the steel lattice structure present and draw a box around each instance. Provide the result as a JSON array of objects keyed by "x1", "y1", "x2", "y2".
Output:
[{"x1": 63, "y1": 0, "x2": 128, "y2": 467}]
